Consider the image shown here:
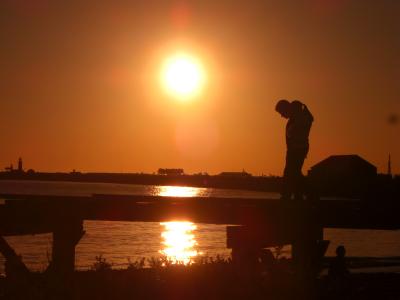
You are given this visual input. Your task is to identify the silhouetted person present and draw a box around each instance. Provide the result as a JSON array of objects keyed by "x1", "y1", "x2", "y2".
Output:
[
  {"x1": 328, "y1": 245, "x2": 349, "y2": 279},
  {"x1": 327, "y1": 245, "x2": 350, "y2": 298},
  {"x1": 275, "y1": 99, "x2": 313, "y2": 201}
]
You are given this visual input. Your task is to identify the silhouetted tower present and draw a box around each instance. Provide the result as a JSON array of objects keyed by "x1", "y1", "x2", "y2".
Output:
[
  {"x1": 388, "y1": 154, "x2": 392, "y2": 176},
  {"x1": 18, "y1": 157, "x2": 23, "y2": 173}
]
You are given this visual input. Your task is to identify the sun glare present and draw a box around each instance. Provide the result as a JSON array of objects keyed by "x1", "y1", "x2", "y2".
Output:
[{"x1": 161, "y1": 53, "x2": 205, "y2": 100}]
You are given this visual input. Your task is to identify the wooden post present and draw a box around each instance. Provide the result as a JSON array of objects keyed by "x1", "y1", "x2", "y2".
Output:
[
  {"x1": 0, "y1": 236, "x2": 30, "y2": 279},
  {"x1": 45, "y1": 218, "x2": 84, "y2": 299},
  {"x1": 50, "y1": 218, "x2": 84, "y2": 277},
  {"x1": 290, "y1": 197, "x2": 327, "y2": 299}
]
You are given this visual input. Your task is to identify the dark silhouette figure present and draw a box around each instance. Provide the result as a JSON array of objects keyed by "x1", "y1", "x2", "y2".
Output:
[
  {"x1": 327, "y1": 245, "x2": 350, "y2": 298},
  {"x1": 328, "y1": 245, "x2": 349, "y2": 279},
  {"x1": 275, "y1": 99, "x2": 313, "y2": 201}
]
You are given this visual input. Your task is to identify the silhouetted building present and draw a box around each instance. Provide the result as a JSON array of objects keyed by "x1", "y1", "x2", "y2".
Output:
[
  {"x1": 158, "y1": 168, "x2": 184, "y2": 175},
  {"x1": 26, "y1": 169, "x2": 35, "y2": 175},
  {"x1": 388, "y1": 154, "x2": 392, "y2": 176},
  {"x1": 18, "y1": 157, "x2": 23, "y2": 173},
  {"x1": 4, "y1": 158, "x2": 25, "y2": 174},
  {"x1": 219, "y1": 170, "x2": 252, "y2": 177},
  {"x1": 308, "y1": 155, "x2": 377, "y2": 197}
]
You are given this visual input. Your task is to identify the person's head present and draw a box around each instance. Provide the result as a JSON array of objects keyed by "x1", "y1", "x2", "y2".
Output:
[
  {"x1": 275, "y1": 99, "x2": 291, "y2": 119},
  {"x1": 336, "y1": 245, "x2": 346, "y2": 258}
]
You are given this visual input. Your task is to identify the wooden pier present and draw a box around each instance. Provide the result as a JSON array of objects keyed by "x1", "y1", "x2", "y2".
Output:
[{"x1": 0, "y1": 193, "x2": 399, "y2": 278}]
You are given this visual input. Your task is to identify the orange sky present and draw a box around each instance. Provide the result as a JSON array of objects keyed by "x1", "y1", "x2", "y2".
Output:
[{"x1": 0, "y1": 1, "x2": 399, "y2": 175}]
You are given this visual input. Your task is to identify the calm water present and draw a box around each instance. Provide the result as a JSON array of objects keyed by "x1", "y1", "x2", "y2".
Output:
[{"x1": 1, "y1": 180, "x2": 400, "y2": 274}]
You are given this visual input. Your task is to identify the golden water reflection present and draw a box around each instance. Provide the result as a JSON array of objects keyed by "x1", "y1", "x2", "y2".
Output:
[
  {"x1": 157, "y1": 186, "x2": 200, "y2": 197},
  {"x1": 160, "y1": 221, "x2": 199, "y2": 265},
  {"x1": 157, "y1": 186, "x2": 201, "y2": 264}
]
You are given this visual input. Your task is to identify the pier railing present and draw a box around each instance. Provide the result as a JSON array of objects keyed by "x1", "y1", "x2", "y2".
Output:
[{"x1": 0, "y1": 193, "x2": 399, "y2": 279}]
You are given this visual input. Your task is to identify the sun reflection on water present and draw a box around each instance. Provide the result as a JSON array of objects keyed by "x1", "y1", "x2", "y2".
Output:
[
  {"x1": 160, "y1": 221, "x2": 199, "y2": 265},
  {"x1": 157, "y1": 186, "x2": 201, "y2": 264},
  {"x1": 157, "y1": 186, "x2": 200, "y2": 197}
]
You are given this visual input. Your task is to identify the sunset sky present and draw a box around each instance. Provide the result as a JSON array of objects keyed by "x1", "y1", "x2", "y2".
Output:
[{"x1": 0, "y1": 0, "x2": 399, "y2": 175}]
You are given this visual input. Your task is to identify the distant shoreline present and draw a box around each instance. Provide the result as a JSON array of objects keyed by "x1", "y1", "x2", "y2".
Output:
[
  {"x1": 1, "y1": 171, "x2": 398, "y2": 197},
  {"x1": 0, "y1": 172, "x2": 282, "y2": 192}
]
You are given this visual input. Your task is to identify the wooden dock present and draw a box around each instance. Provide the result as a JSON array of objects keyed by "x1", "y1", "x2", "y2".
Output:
[{"x1": 0, "y1": 193, "x2": 399, "y2": 278}]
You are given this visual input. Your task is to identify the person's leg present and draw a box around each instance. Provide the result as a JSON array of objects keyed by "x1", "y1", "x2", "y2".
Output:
[
  {"x1": 281, "y1": 152, "x2": 291, "y2": 200},
  {"x1": 282, "y1": 150, "x2": 297, "y2": 200},
  {"x1": 292, "y1": 148, "x2": 307, "y2": 201}
]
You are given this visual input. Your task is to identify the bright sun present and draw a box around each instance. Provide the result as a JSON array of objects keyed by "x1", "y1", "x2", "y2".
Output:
[{"x1": 161, "y1": 53, "x2": 205, "y2": 100}]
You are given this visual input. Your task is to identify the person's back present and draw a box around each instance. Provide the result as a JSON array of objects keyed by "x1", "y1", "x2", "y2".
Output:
[
  {"x1": 286, "y1": 100, "x2": 313, "y2": 152},
  {"x1": 275, "y1": 99, "x2": 313, "y2": 201}
]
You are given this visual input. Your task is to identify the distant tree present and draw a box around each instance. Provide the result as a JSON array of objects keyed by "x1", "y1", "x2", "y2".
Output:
[{"x1": 26, "y1": 169, "x2": 35, "y2": 175}]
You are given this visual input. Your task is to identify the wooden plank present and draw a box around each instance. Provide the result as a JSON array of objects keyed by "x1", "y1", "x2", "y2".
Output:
[
  {"x1": 227, "y1": 225, "x2": 292, "y2": 249},
  {"x1": 0, "y1": 194, "x2": 399, "y2": 236},
  {"x1": 226, "y1": 204, "x2": 323, "y2": 249}
]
